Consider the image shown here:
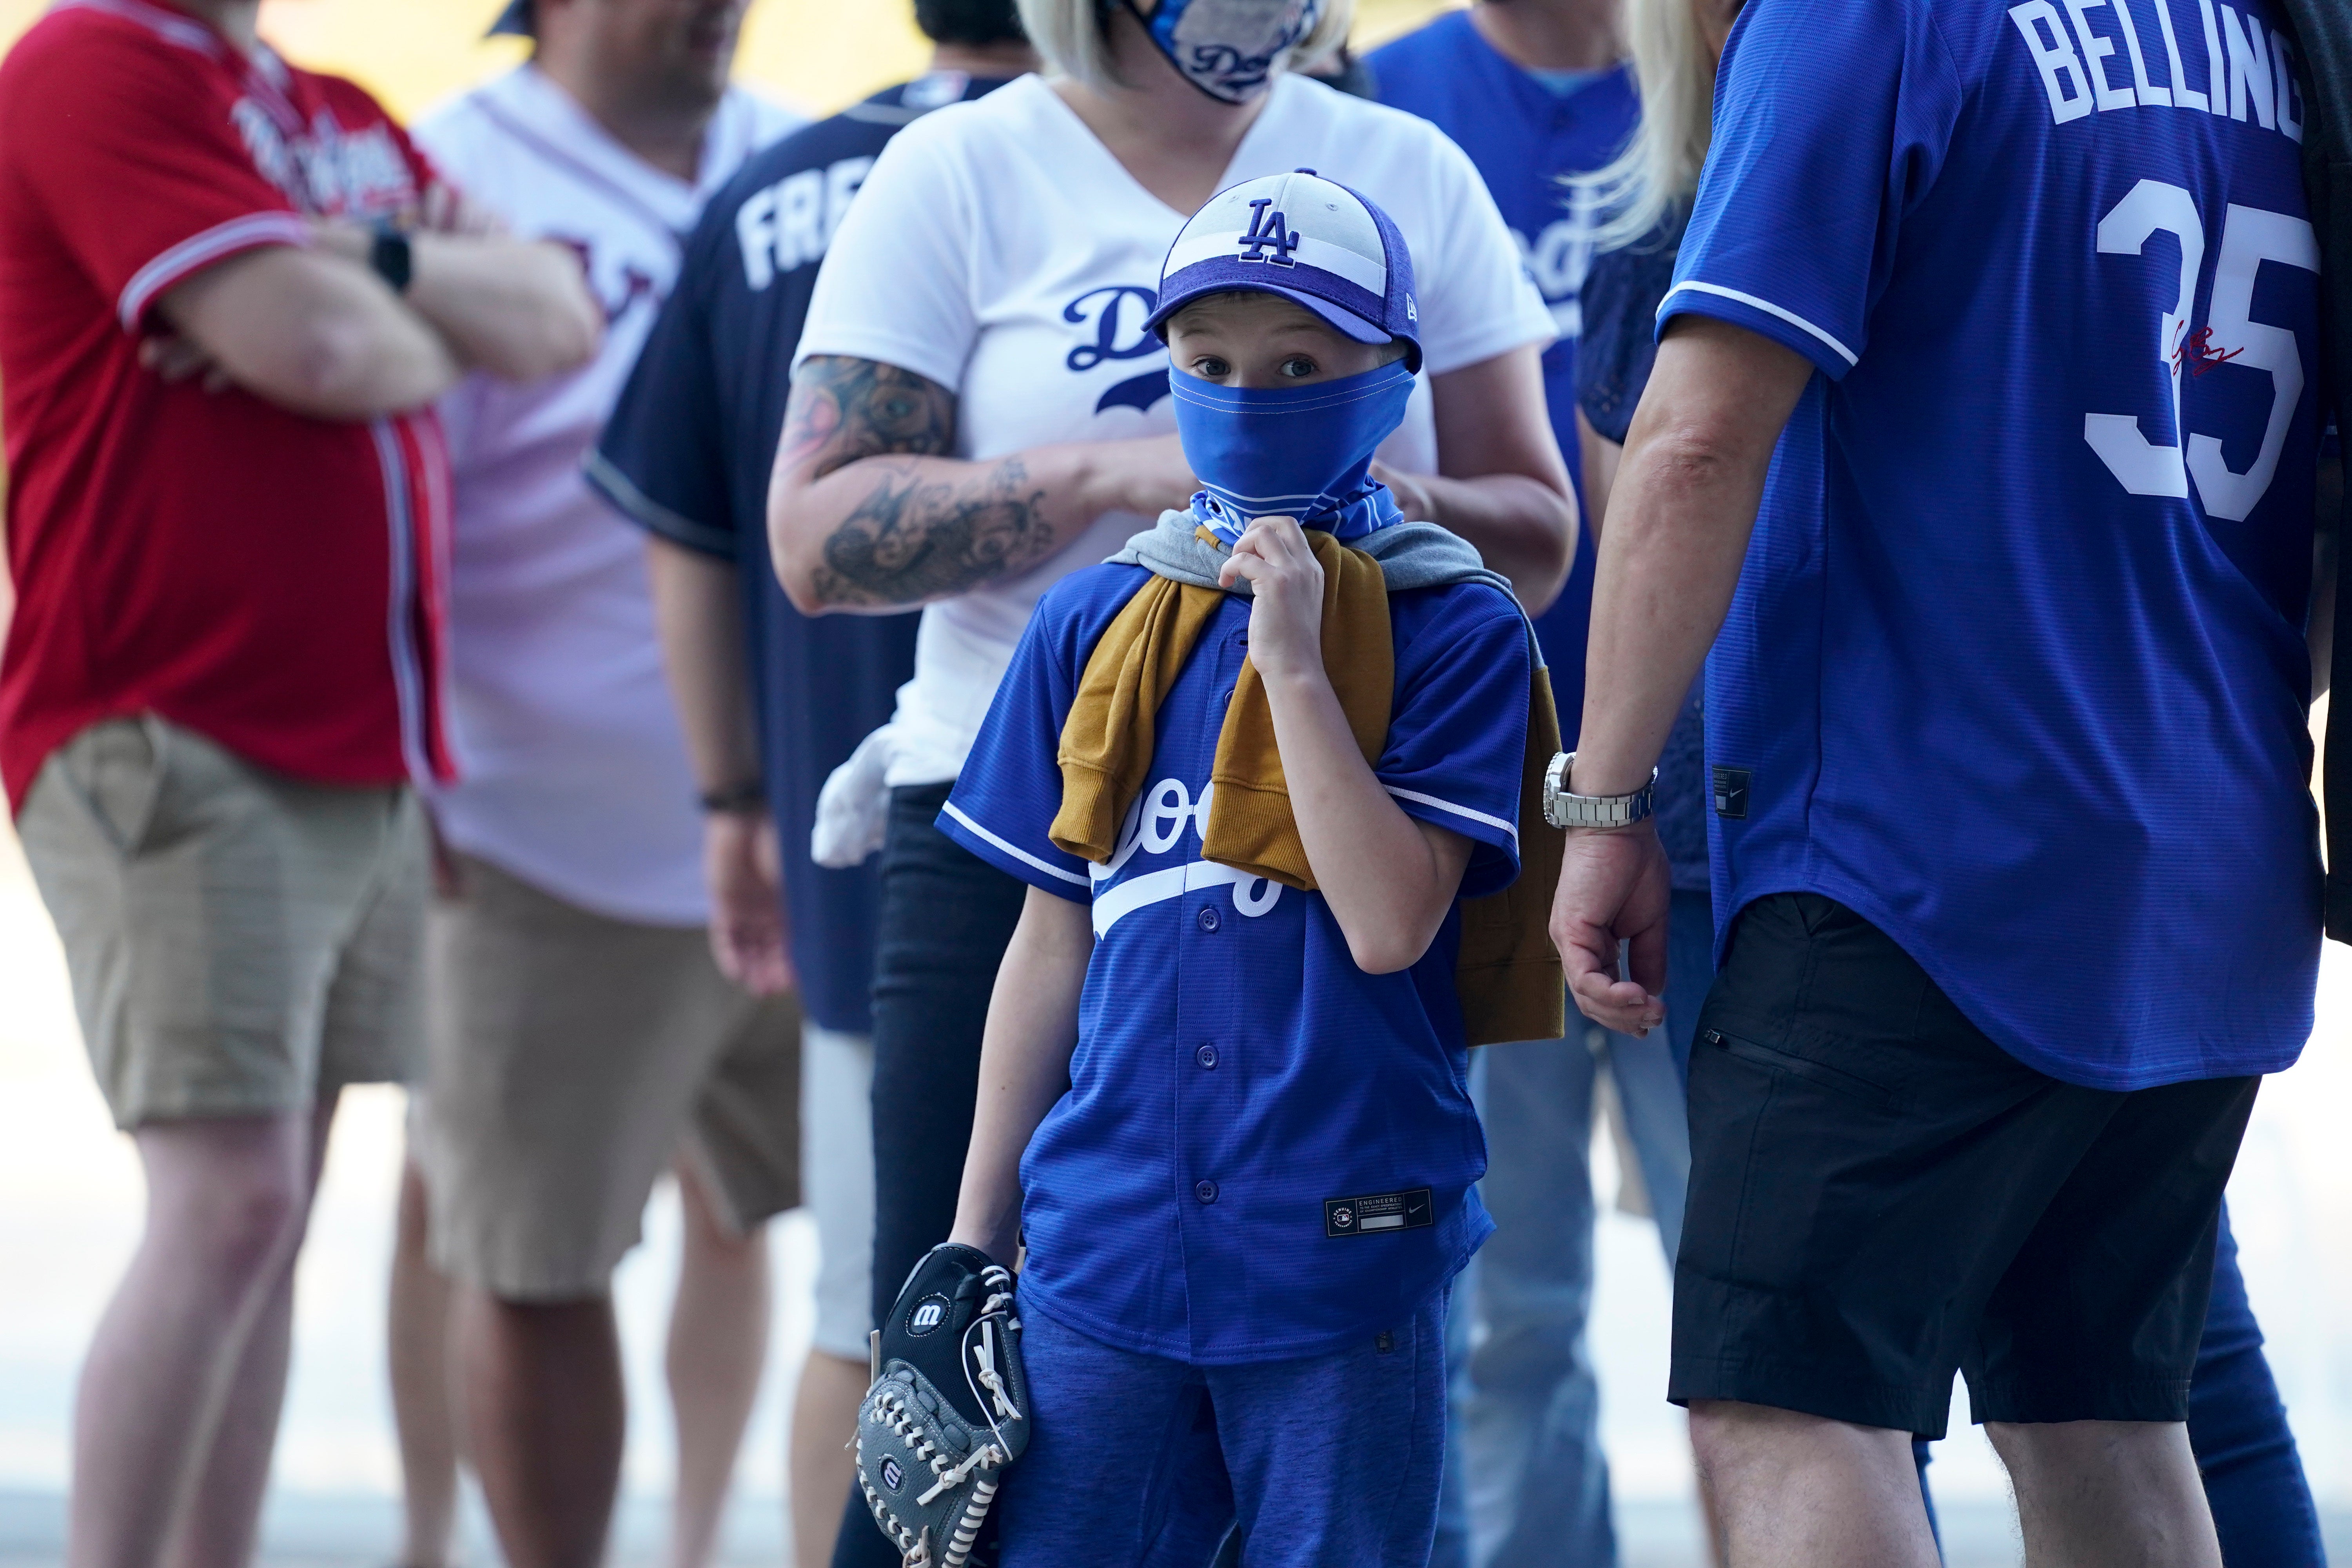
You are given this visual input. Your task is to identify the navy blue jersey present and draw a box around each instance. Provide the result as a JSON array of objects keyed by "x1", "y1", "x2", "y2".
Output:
[
  {"x1": 590, "y1": 73, "x2": 1011, "y2": 1034},
  {"x1": 1368, "y1": 13, "x2": 1639, "y2": 740},
  {"x1": 1670, "y1": 0, "x2": 2322, "y2": 1087},
  {"x1": 942, "y1": 565, "x2": 1530, "y2": 1363}
]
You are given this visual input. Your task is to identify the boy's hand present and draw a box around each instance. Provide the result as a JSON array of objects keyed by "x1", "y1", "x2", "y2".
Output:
[{"x1": 1219, "y1": 516, "x2": 1325, "y2": 682}]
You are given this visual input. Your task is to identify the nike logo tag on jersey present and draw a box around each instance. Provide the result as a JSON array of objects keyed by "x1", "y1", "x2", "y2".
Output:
[
  {"x1": 1713, "y1": 766, "x2": 1751, "y2": 820},
  {"x1": 1325, "y1": 1188, "x2": 1433, "y2": 1238}
]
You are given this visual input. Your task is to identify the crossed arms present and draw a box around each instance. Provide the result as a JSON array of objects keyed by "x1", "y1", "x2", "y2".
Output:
[{"x1": 153, "y1": 194, "x2": 601, "y2": 421}]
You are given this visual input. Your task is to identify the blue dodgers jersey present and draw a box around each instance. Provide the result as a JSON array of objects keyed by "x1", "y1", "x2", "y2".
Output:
[
  {"x1": 1370, "y1": 14, "x2": 1639, "y2": 740},
  {"x1": 592, "y1": 76, "x2": 1008, "y2": 1033},
  {"x1": 1668, "y1": 0, "x2": 2323, "y2": 1088},
  {"x1": 941, "y1": 565, "x2": 1531, "y2": 1364}
]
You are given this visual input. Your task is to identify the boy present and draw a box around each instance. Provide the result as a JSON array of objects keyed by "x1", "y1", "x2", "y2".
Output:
[{"x1": 905, "y1": 172, "x2": 1552, "y2": 1565}]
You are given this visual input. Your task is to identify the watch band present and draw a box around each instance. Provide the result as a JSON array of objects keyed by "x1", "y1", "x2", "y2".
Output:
[
  {"x1": 1540, "y1": 751, "x2": 1656, "y2": 830},
  {"x1": 368, "y1": 225, "x2": 414, "y2": 295},
  {"x1": 697, "y1": 780, "x2": 766, "y2": 815}
]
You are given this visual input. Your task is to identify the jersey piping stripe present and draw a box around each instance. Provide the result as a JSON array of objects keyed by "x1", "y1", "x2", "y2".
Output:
[
  {"x1": 1090, "y1": 860, "x2": 1272, "y2": 939},
  {"x1": 54, "y1": 0, "x2": 218, "y2": 54},
  {"x1": 1384, "y1": 784, "x2": 1517, "y2": 844},
  {"x1": 583, "y1": 450, "x2": 733, "y2": 557},
  {"x1": 116, "y1": 212, "x2": 314, "y2": 330},
  {"x1": 1659, "y1": 280, "x2": 1859, "y2": 368},
  {"x1": 371, "y1": 420, "x2": 432, "y2": 785},
  {"x1": 940, "y1": 800, "x2": 1092, "y2": 887}
]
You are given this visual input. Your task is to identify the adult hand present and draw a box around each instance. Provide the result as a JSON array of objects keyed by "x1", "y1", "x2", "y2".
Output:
[
  {"x1": 1550, "y1": 822, "x2": 1671, "y2": 1034},
  {"x1": 1219, "y1": 516, "x2": 1326, "y2": 685},
  {"x1": 138, "y1": 332, "x2": 230, "y2": 393},
  {"x1": 704, "y1": 808, "x2": 794, "y2": 995},
  {"x1": 1368, "y1": 460, "x2": 1440, "y2": 526},
  {"x1": 1098, "y1": 432, "x2": 1199, "y2": 519},
  {"x1": 416, "y1": 179, "x2": 504, "y2": 237}
]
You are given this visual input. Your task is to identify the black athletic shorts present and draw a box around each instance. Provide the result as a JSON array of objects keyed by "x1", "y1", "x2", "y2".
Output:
[{"x1": 1670, "y1": 892, "x2": 2259, "y2": 1437}]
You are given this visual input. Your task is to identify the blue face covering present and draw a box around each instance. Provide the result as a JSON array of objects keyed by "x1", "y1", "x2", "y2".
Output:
[
  {"x1": 1123, "y1": 0, "x2": 1321, "y2": 105},
  {"x1": 1171, "y1": 357, "x2": 1417, "y2": 547}
]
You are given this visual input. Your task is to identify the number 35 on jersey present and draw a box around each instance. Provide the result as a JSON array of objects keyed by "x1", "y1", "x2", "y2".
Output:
[{"x1": 2010, "y1": 0, "x2": 2318, "y2": 522}]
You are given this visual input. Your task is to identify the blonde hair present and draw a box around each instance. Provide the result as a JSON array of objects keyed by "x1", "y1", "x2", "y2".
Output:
[
  {"x1": 1573, "y1": 0, "x2": 1720, "y2": 252},
  {"x1": 1016, "y1": 0, "x2": 1354, "y2": 97}
]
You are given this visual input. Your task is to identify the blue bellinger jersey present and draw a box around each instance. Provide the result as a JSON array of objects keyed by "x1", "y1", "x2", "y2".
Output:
[
  {"x1": 940, "y1": 564, "x2": 1530, "y2": 1363},
  {"x1": 1668, "y1": 0, "x2": 2323, "y2": 1089},
  {"x1": 1368, "y1": 15, "x2": 1640, "y2": 741}
]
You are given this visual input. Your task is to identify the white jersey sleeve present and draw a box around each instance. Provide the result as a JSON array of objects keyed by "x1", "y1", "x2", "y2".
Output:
[{"x1": 791, "y1": 107, "x2": 981, "y2": 392}]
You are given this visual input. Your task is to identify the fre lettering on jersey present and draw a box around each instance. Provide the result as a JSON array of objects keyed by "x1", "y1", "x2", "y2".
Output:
[
  {"x1": 2010, "y1": 0, "x2": 2305, "y2": 136},
  {"x1": 735, "y1": 155, "x2": 874, "y2": 289}
]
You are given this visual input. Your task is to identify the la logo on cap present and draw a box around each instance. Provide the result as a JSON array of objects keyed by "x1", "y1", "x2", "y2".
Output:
[{"x1": 1238, "y1": 198, "x2": 1301, "y2": 267}]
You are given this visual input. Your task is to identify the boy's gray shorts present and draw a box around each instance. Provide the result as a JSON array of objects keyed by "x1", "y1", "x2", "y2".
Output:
[{"x1": 16, "y1": 715, "x2": 426, "y2": 1129}]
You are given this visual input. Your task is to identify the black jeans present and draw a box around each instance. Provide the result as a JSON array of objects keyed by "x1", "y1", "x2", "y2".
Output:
[{"x1": 836, "y1": 782, "x2": 1027, "y2": 1568}]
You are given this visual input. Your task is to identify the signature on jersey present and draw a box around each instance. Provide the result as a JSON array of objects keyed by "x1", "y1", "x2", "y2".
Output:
[
  {"x1": 2173, "y1": 323, "x2": 2247, "y2": 378},
  {"x1": 1063, "y1": 284, "x2": 1171, "y2": 416}
]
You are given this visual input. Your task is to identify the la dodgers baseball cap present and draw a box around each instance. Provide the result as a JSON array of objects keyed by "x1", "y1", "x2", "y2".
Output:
[{"x1": 1147, "y1": 169, "x2": 1422, "y2": 373}]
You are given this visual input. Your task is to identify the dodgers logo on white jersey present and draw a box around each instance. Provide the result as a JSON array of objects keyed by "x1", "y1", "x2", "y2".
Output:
[{"x1": 1062, "y1": 284, "x2": 1172, "y2": 416}]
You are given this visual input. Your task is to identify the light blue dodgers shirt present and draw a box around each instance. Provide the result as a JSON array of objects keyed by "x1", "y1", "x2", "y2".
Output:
[
  {"x1": 941, "y1": 563, "x2": 1530, "y2": 1364},
  {"x1": 1670, "y1": 0, "x2": 2323, "y2": 1089}
]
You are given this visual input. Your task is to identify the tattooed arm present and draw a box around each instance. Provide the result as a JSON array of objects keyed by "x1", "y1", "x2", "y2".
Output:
[{"x1": 766, "y1": 355, "x2": 1199, "y2": 615}]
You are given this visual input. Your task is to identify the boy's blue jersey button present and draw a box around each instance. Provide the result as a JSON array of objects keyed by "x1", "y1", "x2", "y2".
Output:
[
  {"x1": 1196, "y1": 905, "x2": 1221, "y2": 933},
  {"x1": 1196, "y1": 1043, "x2": 1218, "y2": 1069},
  {"x1": 1195, "y1": 1180, "x2": 1219, "y2": 1204}
]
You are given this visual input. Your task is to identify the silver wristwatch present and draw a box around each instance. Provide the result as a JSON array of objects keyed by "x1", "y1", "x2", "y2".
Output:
[{"x1": 1541, "y1": 751, "x2": 1656, "y2": 830}]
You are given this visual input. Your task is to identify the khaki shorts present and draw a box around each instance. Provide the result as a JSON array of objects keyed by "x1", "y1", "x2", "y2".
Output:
[
  {"x1": 419, "y1": 850, "x2": 800, "y2": 1301},
  {"x1": 16, "y1": 715, "x2": 425, "y2": 1130}
]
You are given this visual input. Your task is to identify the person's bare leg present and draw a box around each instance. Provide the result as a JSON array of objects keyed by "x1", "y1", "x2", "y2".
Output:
[
  {"x1": 389, "y1": 1152, "x2": 462, "y2": 1568},
  {"x1": 666, "y1": 1160, "x2": 771, "y2": 1568},
  {"x1": 789, "y1": 1350, "x2": 867, "y2": 1568},
  {"x1": 1688, "y1": 1401, "x2": 1941, "y2": 1568},
  {"x1": 66, "y1": 1109, "x2": 312, "y2": 1568},
  {"x1": 161, "y1": 1095, "x2": 341, "y2": 1568},
  {"x1": 1986, "y1": 1420, "x2": 2221, "y2": 1568},
  {"x1": 1690, "y1": 1412, "x2": 1729, "y2": 1568},
  {"x1": 457, "y1": 1287, "x2": 626, "y2": 1568}
]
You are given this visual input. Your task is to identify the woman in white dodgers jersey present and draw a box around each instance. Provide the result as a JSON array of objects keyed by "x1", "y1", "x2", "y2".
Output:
[{"x1": 769, "y1": 2, "x2": 1571, "y2": 1562}]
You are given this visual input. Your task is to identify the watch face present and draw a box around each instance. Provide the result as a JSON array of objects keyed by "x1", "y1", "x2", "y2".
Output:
[{"x1": 371, "y1": 229, "x2": 413, "y2": 293}]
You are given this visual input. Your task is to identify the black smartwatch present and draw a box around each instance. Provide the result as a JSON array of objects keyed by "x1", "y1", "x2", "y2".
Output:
[
  {"x1": 368, "y1": 224, "x2": 414, "y2": 294},
  {"x1": 697, "y1": 779, "x2": 767, "y2": 815}
]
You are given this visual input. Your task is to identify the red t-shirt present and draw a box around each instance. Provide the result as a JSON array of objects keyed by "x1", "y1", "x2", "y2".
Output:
[{"x1": 0, "y1": 0, "x2": 454, "y2": 809}]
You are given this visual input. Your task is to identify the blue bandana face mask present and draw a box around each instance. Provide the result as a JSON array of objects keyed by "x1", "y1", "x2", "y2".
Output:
[
  {"x1": 1123, "y1": 0, "x2": 1321, "y2": 104},
  {"x1": 1170, "y1": 357, "x2": 1417, "y2": 547}
]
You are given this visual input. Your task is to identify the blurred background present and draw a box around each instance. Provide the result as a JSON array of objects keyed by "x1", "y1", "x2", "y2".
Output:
[{"x1": 0, "y1": 2, "x2": 2344, "y2": 1564}]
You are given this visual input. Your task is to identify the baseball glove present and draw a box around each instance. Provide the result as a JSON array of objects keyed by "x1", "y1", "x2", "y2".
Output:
[{"x1": 855, "y1": 1243, "x2": 1031, "y2": 1568}]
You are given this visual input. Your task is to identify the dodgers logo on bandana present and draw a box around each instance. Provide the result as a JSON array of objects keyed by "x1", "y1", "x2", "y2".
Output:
[{"x1": 1126, "y1": 0, "x2": 1322, "y2": 105}]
